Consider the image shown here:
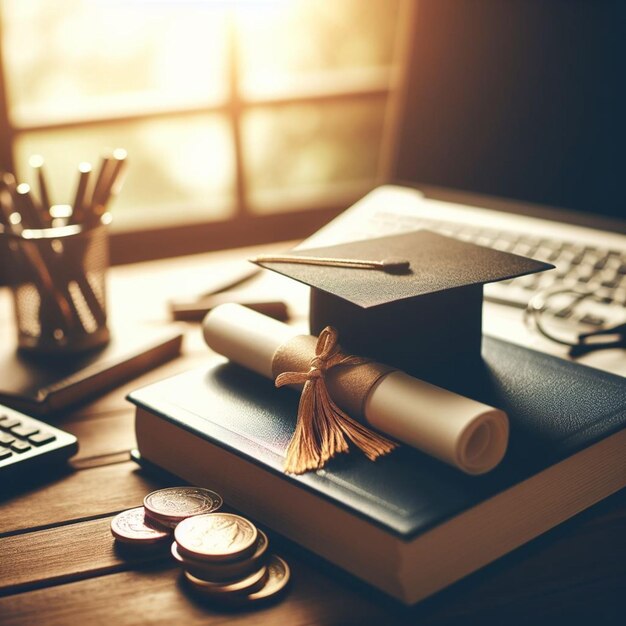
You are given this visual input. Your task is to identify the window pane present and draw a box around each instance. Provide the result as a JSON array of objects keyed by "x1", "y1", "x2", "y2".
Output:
[
  {"x1": 15, "y1": 115, "x2": 235, "y2": 230},
  {"x1": 1, "y1": 0, "x2": 229, "y2": 126},
  {"x1": 238, "y1": 0, "x2": 401, "y2": 97},
  {"x1": 243, "y1": 99, "x2": 387, "y2": 213}
]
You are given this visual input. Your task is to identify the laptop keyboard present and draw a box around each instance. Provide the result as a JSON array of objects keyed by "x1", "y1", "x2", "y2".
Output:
[{"x1": 367, "y1": 212, "x2": 626, "y2": 325}]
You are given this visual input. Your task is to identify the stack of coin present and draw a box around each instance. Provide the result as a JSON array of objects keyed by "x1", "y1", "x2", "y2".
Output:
[
  {"x1": 110, "y1": 486, "x2": 290, "y2": 605},
  {"x1": 110, "y1": 506, "x2": 171, "y2": 549},
  {"x1": 110, "y1": 486, "x2": 222, "y2": 548},
  {"x1": 143, "y1": 487, "x2": 223, "y2": 529},
  {"x1": 173, "y1": 512, "x2": 290, "y2": 604}
]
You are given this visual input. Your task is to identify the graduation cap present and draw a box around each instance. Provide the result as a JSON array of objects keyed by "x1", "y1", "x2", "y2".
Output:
[{"x1": 253, "y1": 230, "x2": 553, "y2": 378}]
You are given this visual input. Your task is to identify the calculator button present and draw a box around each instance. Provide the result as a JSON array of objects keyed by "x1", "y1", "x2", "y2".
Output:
[
  {"x1": 10, "y1": 440, "x2": 31, "y2": 453},
  {"x1": 0, "y1": 418, "x2": 21, "y2": 431},
  {"x1": 1, "y1": 431, "x2": 17, "y2": 444},
  {"x1": 11, "y1": 424, "x2": 40, "y2": 438},
  {"x1": 28, "y1": 432, "x2": 57, "y2": 446},
  {"x1": 0, "y1": 448, "x2": 12, "y2": 460}
]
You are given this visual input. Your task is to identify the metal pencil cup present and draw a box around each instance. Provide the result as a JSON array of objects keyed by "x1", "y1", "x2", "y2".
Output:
[{"x1": 4, "y1": 216, "x2": 111, "y2": 354}]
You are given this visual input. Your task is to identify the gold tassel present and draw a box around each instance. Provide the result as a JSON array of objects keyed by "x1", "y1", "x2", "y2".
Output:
[{"x1": 275, "y1": 327, "x2": 397, "y2": 475}]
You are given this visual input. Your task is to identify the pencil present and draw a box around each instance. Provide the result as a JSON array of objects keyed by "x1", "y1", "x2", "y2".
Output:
[
  {"x1": 29, "y1": 154, "x2": 52, "y2": 221},
  {"x1": 15, "y1": 183, "x2": 47, "y2": 229},
  {"x1": 1, "y1": 172, "x2": 18, "y2": 222},
  {"x1": 108, "y1": 148, "x2": 128, "y2": 197},
  {"x1": 89, "y1": 154, "x2": 113, "y2": 219},
  {"x1": 95, "y1": 148, "x2": 127, "y2": 216},
  {"x1": 0, "y1": 174, "x2": 14, "y2": 225},
  {"x1": 71, "y1": 162, "x2": 92, "y2": 224}
]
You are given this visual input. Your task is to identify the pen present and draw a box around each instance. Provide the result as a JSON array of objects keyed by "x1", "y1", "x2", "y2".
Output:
[
  {"x1": 170, "y1": 293, "x2": 289, "y2": 323},
  {"x1": 71, "y1": 162, "x2": 92, "y2": 224},
  {"x1": 1, "y1": 172, "x2": 20, "y2": 224},
  {"x1": 15, "y1": 183, "x2": 47, "y2": 229},
  {"x1": 0, "y1": 174, "x2": 15, "y2": 224},
  {"x1": 69, "y1": 158, "x2": 109, "y2": 323},
  {"x1": 84, "y1": 149, "x2": 127, "y2": 226},
  {"x1": 108, "y1": 148, "x2": 128, "y2": 197},
  {"x1": 92, "y1": 148, "x2": 127, "y2": 221},
  {"x1": 88, "y1": 154, "x2": 113, "y2": 222},
  {"x1": 29, "y1": 155, "x2": 52, "y2": 221}
]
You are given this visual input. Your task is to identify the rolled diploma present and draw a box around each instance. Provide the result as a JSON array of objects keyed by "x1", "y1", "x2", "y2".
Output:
[{"x1": 203, "y1": 303, "x2": 509, "y2": 475}]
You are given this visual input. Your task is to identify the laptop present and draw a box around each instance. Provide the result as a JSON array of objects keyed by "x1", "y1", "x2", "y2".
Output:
[{"x1": 304, "y1": 1, "x2": 626, "y2": 378}]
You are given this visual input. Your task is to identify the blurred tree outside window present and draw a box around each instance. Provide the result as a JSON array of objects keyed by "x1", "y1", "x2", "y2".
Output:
[{"x1": 0, "y1": 0, "x2": 402, "y2": 234}]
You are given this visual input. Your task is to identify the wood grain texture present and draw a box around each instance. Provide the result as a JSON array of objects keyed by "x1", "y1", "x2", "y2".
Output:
[
  {"x1": 1, "y1": 242, "x2": 625, "y2": 625},
  {"x1": 0, "y1": 462, "x2": 171, "y2": 536},
  {"x1": 0, "y1": 491, "x2": 624, "y2": 625},
  {"x1": 0, "y1": 513, "x2": 624, "y2": 626},
  {"x1": 61, "y1": 409, "x2": 136, "y2": 465},
  {"x1": 0, "y1": 560, "x2": 396, "y2": 626},
  {"x1": 0, "y1": 517, "x2": 170, "y2": 596}
]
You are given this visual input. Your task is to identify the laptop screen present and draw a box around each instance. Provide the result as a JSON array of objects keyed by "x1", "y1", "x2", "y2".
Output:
[{"x1": 392, "y1": 1, "x2": 624, "y2": 224}]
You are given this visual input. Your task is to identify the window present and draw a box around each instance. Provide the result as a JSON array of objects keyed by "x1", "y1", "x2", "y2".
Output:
[{"x1": 0, "y1": 0, "x2": 406, "y2": 260}]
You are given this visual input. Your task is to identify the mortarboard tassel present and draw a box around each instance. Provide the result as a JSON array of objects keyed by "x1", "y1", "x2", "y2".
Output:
[{"x1": 275, "y1": 326, "x2": 397, "y2": 475}]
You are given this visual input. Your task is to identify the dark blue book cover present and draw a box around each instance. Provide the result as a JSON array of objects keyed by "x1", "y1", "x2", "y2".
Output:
[{"x1": 128, "y1": 336, "x2": 626, "y2": 540}]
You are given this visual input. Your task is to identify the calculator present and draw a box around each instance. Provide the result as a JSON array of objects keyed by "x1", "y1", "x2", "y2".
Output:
[{"x1": 0, "y1": 404, "x2": 78, "y2": 478}]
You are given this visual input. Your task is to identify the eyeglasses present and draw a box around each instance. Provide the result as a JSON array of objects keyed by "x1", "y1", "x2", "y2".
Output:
[{"x1": 525, "y1": 288, "x2": 626, "y2": 357}]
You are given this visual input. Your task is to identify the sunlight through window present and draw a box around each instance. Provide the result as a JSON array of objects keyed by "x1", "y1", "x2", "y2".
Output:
[{"x1": 0, "y1": 0, "x2": 402, "y2": 229}]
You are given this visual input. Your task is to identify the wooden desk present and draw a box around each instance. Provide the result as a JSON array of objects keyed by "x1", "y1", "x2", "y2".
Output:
[{"x1": 1, "y1": 245, "x2": 624, "y2": 625}]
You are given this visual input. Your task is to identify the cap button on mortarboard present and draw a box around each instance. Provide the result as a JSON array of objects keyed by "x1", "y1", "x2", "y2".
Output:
[{"x1": 380, "y1": 258, "x2": 411, "y2": 274}]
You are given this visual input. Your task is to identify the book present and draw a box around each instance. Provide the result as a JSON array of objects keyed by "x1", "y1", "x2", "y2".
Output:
[
  {"x1": 1, "y1": 324, "x2": 183, "y2": 416},
  {"x1": 128, "y1": 336, "x2": 626, "y2": 604}
]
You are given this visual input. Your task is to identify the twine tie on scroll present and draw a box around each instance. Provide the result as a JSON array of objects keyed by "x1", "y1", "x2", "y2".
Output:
[{"x1": 275, "y1": 326, "x2": 397, "y2": 475}]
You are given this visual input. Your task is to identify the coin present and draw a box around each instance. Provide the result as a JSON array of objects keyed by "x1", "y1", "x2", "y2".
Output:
[
  {"x1": 143, "y1": 487, "x2": 222, "y2": 528},
  {"x1": 223, "y1": 555, "x2": 291, "y2": 605},
  {"x1": 184, "y1": 565, "x2": 268, "y2": 596},
  {"x1": 110, "y1": 507, "x2": 171, "y2": 545},
  {"x1": 171, "y1": 529, "x2": 269, "y2": 582},
  {"x1": 174, "y1": 513, "x2": 258, "y2": 562}
]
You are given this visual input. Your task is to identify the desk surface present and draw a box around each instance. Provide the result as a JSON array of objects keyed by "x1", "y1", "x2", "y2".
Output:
[{"x1": 0, "y1": 244, "x2": 624, "y2": 626}]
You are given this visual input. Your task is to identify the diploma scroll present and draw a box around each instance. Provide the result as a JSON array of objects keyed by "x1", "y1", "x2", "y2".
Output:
[{"x1": 203, "y1": 304, "x2": 509, "y2": 475}]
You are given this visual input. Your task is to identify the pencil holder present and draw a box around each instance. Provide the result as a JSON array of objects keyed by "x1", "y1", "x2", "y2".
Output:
[{"x1": 4, "y1": 216, "x2": 111, "y2": 354}]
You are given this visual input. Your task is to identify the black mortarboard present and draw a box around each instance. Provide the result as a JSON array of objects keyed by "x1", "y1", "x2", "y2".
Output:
[{"x1": 254, "y1": 230, "x2": 553, "y2": 378}]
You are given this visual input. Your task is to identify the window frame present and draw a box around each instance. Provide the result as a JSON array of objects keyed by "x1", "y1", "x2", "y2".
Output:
[{"x1": 0, "y1": 2, "x2": 413, "y2": 265}]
